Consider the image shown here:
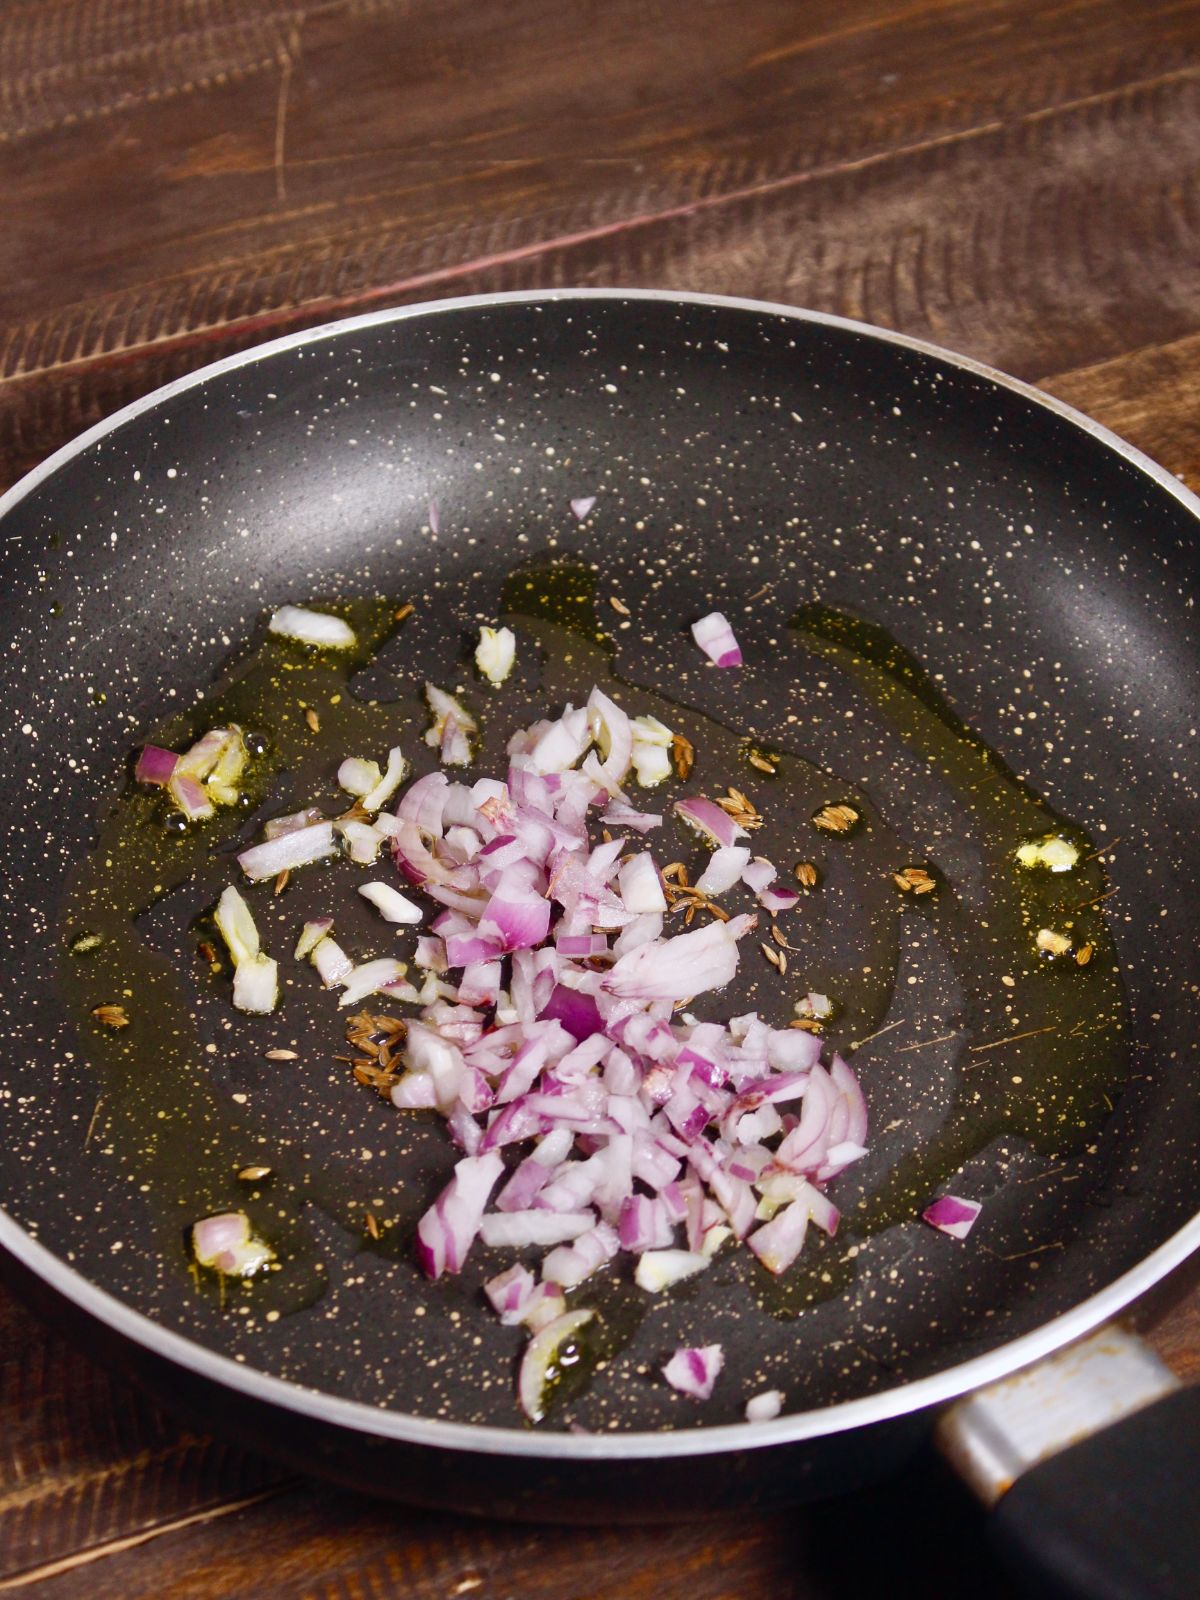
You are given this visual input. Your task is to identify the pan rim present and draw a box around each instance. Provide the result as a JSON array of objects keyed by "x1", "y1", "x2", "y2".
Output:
[{"x1": 2, "y1": 285, "x2": 1197, "y2": 1460}]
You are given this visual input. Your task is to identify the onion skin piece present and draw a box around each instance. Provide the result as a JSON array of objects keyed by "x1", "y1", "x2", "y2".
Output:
[{"x1": 517, "y1": 1308, "x2": 595, "y2": 1423}]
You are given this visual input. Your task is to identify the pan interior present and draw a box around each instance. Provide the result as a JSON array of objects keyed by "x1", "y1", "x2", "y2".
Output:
[{"x1": 1, "y1": 295, "x2": 1197, "y2": 1434}]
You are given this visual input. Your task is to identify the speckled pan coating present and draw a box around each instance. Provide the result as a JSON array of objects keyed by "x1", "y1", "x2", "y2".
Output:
[{"x1": 0, "y1": 292, "x2": 1197, "y2": 1508}]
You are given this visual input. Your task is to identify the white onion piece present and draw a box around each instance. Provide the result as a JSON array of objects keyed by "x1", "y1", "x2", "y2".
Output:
[
  {"x1": 269, "y1": 605, "x2": 357, "y2": 650},
  {"x1": 696, "y1": 846, "x2": 752, "y2": 896},
  {"x1": 294, "y1": 918, "x2": 333, "y2": 960},
  {"x1": 358, "y1": 882, "x2": 423, "y2": 925},
  {"x1": 617, "y1": 853, "x2": 667, "y2": 914},
  {"x1": 337, "y1": 819, "x2": 384, "y2": 864},
  {"x1": 361, "y1": 747, "x2": 409, "y2": 813},
  {"x1": 586, "y1": 687, "x2": 634, "y2": 791},
  {"x1": 691, "y1": 610, "x2": 742, "y2": 668},
  {"x1": 213, "y1": 887, "x2": 279, "y2": 1014},
  {"x1": 338, "y1": 958, "x2": 409, "y2": 1008},
  {"x1": 662, "y1": 1344, "x2": 724, "y2": 1400},
  {"x1": 745, "y1": 1389, "x2": 784, "y2": 1422},
  {"x1": 425, "y1": 683, "x2": 478, "y2": 756},
  {"x1": 337, "y1": 757, "x2": 381, "y2": 798},
  {"x1": 214, "y1": 886, "x2": 260, "y2": 966},
  {"x1": 311, "y1": 936, "x2": 353, "y2": 988},
  {"x1": 192, "y1": 1211, "x2": 274, "y2": 1276},
  {"x1": 264, "y1": 807, "x2": 325, "y2": 840},
  {"x1": 233, "y1": 954, "x2": 279, "y2": 1014},
  {"x1": 476, "y1": 626, "x2": 517, "y2": 685},
  {"x1": 479, "y1": 1210, "x2": 595, "y2": 1248},
  {"x1": 517, "y1": 1308, "x2": 594, "y2": 1422},
  {"x1": 237, "y1": 822, "x2": 337, "y2": 881},
  {"x1": 634, "y1": 1248, "x2": 710, "y2": 1292},
  {"x1": 631, "y1": 743, "x2": 672, "y2": 786}
]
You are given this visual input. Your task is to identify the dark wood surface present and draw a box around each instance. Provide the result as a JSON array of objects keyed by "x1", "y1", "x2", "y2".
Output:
[{"x1": 3, "y1": 2, "x2": 1200, "y2": 1593}]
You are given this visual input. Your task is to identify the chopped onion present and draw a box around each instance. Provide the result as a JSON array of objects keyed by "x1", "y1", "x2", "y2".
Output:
[
  {"x1": 338, "y1": 958, "x2": 409, "y2": 1008},
  {"x1": 233, "y1": 954, "x2": 279, "y2": 1014},
  {"x1": 634, "y1": 1248, "x2": 710, "y2": 1292},
  {"x1": 294, "y1": 918, "x2": 333, "y2": 960},
  {"x1": 745, "y1": 1388, "x2": 784, "y2": 1422},
  {"x1": 479, "y1": 1210, "x2": 595, "y2": 1248},
  {"x1": 425, "y1": 684, "x2": 477, "y2": 745},
  {"x1": 361, "y1": 747, "x2": 409, "y2": 813},
  {"x1": 213, "y1": 886, "x2": 279, "y2": 1014},
  {"x1": 663, "y1": 1343, "x2": 724, "y2": 1400},
  {"x1": 415, "y1": 1151, "x2": 504, "y2": 1279},
  {"x1": 192, "y1": 1211, "x2": 273, "y2": 1276},
  {"x1": 606, "y1": 917, "x2": 750, "y2": 1002},
  {"x1": 269, "y1": 605, "x2": 357, "y2": 650},
  {"x1": 264, "y1": 807, "x2": 325, "y2": 840},
  {"x1": 358, "y1": 882, "x2": 423, "y2": 924},
  {"x1": 517, "y1": 1308, "x2": 594, "y2": 1422},
  {"x1": 922, "y1": 1195, "x2": 982, "y2": 1239},
  {"x1": 695, "y1": 845, "x2": 752, "y2": 895},
  {"x1": 337, "y1": 819, "x2": 384, "y2": 865},
  {"x1": 570, "y1": 496, "x2": 597, "y2": 521},
  {"x1": 476, "y1": 626, "x2": 517, "y2": 685},
  {"x1": 238, "y1": 822, "x2": 337, "y2": 881},
  {"x1": 674, "y1": 797, "x2": 747, "y2": 849},
  {"x1": 691, "y1": 611, "x2": 742, "y2": 668},
  {"x1": 617, "y1": 853, "x2": 667, "y2": 914},
  {"x1": 167, "y1": 771, "x2": 214, "y2": 822},
  {"x1": 135, "y1": 745, "x2": 178, "y2": 786},
  {"x1": 338, "y1": 757, "x2": 382, "y2": 798},
  {"x1": 311, "y1": 935, "x2": 353, "y2": 988}
]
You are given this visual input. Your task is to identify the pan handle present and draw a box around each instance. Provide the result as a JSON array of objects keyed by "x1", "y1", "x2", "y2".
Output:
[{"x1": 937, "y1": 1325, "x2": 1200, "y2": 1600}]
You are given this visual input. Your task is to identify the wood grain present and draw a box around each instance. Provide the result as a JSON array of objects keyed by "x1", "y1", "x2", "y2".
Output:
[{"x1": 3, "y1": 1, "x2": 1200, "y2": 1594}]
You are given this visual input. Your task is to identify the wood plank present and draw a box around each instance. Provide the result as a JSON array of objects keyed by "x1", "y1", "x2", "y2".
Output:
[
  {"x1": 3, "y1": 0, "x2": 1199, "y2": 374},
  {"x1": 4, "y1": 56, "x2": 1200, "y2": 489},
  {"x1": 1, "y1": 1448, "x2": 1009, "y2": 1599},
  {"x1": 0, "y1": 1291, "x2": 284, "y2": 1581}
]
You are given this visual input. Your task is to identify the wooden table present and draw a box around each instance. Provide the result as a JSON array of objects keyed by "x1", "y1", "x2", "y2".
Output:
[{"x1": 3, "y1": 2, "x2": 1199, "y2": 1593}]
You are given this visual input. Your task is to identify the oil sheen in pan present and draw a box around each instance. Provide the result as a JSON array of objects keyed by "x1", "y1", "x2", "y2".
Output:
[{"x1": 56, "y1": 561, "x2": 1129, "y2": 1420}]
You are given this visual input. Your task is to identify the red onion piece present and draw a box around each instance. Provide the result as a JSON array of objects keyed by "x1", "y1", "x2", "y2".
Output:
[
  {"x1": 570, "y1": 495, "x2": 597, "y2": 521},
  {"x1": 673, "y1": 797, "x2": 747, "y2": 849},
  {"x1": 663, "y1": 1343, "x2": 724, "y2": 1399},
  {"x1": 415, "y1": 1151, "x2": 504, "y2": 1279},
  {"x1": 922, "y1": 1194, "x2": 982, "y2": 1239},
  {"x1": 479, "y1": 1210, "x2": 595, "y2": 1248},
  {"x1": 634, "y1": 1248, "x2": 709, "y2": 1292},
  {"x1": 691, "y1": 610, "x2": 743, "y2": 668},
  {"x1": 695, "y1": 845, "x2": 752, "y2": 895},
  {"x1": 134, "y1": 745, "x2": 178, "y2": 786},
  {"x1": 605, "y1": 917, "x2": 749, "y2": 1002}
]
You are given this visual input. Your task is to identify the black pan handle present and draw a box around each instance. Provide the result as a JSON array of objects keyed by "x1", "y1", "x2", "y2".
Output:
[{"x1": 937, "y1": 1325, "x2": 1200, "y2": 1600}]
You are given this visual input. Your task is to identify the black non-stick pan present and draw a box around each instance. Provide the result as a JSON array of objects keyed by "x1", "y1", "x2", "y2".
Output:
[{"x1": 1, "y1": 292, "x2": 1197, "y2": 1597}]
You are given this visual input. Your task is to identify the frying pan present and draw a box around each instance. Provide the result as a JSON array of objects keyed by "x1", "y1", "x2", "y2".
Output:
[{"x1": 1, "y1": 291, "x2": 1198, "y2": 1595}]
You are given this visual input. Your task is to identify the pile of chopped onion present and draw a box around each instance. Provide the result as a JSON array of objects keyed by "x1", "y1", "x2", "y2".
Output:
[{"x1": 191, "y1": 662, "x2": 872, "y2": 1421}]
